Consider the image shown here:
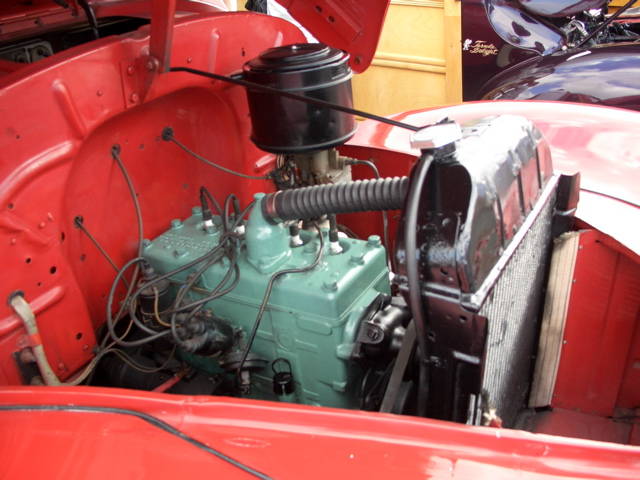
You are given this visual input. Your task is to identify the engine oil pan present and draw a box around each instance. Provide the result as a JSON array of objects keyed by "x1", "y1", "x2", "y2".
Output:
[{"x1": 243, "y1": 43, "x2": 356, "y2": 153}]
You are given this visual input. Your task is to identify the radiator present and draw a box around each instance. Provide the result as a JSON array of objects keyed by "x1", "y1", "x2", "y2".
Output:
[
  {"x1": 396, "y1": 114, "x2": 558, "y2": 424},
  {"x1": 479, "y1": 184, "x2": 557, "y2": 426}
]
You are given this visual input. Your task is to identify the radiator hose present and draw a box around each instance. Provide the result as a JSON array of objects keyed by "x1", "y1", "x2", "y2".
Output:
[{"x1": 262, "y1": 177, "x2": 409, "y2": 222}]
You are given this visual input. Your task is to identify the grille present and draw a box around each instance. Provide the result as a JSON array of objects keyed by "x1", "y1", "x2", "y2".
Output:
[{"x1": 478, "y1": 187, "x2": 556, "y2": 427}]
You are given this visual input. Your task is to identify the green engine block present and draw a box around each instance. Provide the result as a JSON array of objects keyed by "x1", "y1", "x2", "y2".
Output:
[{"x1": 143, "y1": 194, "x2": 390, "y2": 408}]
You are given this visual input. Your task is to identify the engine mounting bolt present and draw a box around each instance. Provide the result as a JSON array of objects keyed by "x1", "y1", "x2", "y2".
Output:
[
  {"x1": 323, "y1": 280, "x2": 338, "y2": 292},
  {"x1": 170, "y1": 219, "x2": 183, "y2": 229},
  {"x1": 173, "y1": 248, "x2": 187, "y2": 258},
  {"x1": 192, "y1": 206, "x2": 202, "y2": 216},
  {"x1": 367, "y1": 235, "x2": 381, "y2": 248}
]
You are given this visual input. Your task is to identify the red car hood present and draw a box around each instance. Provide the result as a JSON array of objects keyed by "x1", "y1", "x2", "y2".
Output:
[
  {"x1": 2, "y1": 387, "x2": 640, "y2": 480},
  {"x1": 1, "y1": 0, "x2": 391, "y2": 72},
  {"x1": 274, "y1": 0, "x2": 391, "y2": 72}
]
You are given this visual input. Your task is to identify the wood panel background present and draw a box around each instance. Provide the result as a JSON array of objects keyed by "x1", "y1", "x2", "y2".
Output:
[{"x1": 352, "y1": 0, "x2": 462, "y2": 116}]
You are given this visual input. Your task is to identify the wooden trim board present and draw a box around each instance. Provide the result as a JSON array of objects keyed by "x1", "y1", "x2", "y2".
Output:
[{"x1": 529, "y1": 231, "x2": 581, "y2": 408}]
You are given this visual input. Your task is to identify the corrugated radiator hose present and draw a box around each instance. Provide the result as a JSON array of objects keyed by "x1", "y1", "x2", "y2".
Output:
[{"x1": 261, "y1": 177, "x2": 409, "y2": 222}]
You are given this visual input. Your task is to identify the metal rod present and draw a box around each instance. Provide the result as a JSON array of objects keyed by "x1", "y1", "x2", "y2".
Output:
[
  {"x1": 576, "y1": 0, "x2": 637, "y2": 48},
  {"x1": 169, "y1": 66, "x2": 422, "y2": 132}
]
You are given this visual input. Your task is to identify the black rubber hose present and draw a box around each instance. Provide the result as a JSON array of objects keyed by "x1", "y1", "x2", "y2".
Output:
[
  {"x1": 263, "y1": 177, "x2": 409, "y2": 221},
  {"x1": 403, "y1": 151, "x2": 434, "y2": 417}
]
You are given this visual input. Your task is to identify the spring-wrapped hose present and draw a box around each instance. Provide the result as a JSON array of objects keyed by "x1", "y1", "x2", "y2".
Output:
[{"x1": 262, "y1": 177, "x2": 409, "y2": 221}]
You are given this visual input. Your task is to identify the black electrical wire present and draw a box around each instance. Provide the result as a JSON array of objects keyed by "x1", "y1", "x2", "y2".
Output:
[
  {"x1": 403, "y1": 151, "x2": 434, "y2": 417},
  {"x1": 101, "y1": 146, "x2": 152, "y2": 347},
  {"x1": 174, "y1": 257, "x2": 241, "y2": 315},
  {"x1": 127, "y1": 197, "x2": 254, "y2": 314},
  {"x1": 169, "y1": 66, "x2": 422, "y2": 133},
  {"x1": 74, "y1": 215, "x2": 127, "y2": 284},
  {"x1": 168, "y1": 231, "x2": 239, "y2": 335},
  {"x1": 168, "y1": 247, "x2": 229, "y2": 341},
  {"x1": 0, "y1": 405, "x2": 272, "y2": 480},
  {"x1": 237, "y1": 223, "x2": 324, "y2": 376},
  {"x1": 347, "y1": 159, "x2": 391, "y2": 267},
  {"x1": 106, "y1": 256, "x2": 172, "y2": 347},
  {"x1": 166, "y1": 194, "x2": 251, "y2": 345},
  {"x1": 162, "y1": 128, "x2": 271, "y2": 180},
  {"x1": 111, "y1": 145, "x2": 144, "y2": 258},
  {"x1": 200, "y1": 186, "x2": 223, "y2": 217}
]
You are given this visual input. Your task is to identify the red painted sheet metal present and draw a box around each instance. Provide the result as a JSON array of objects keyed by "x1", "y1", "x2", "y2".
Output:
[
  {"x1": 552, "y1": 230, "x2": 640, "y2": 416},
  {"x1": 1, "y1": 387, "x2": 640, "y2": 479},
  {"x1": 0, "y1": 14, "x2": 306, "y2": 384},
  {"x1": 532, "y1": 408, "x2": 632, "y2": 445},
  {"x1": 617, "y1": 318, "x2": 640, "y2": 409},
  {"x1": 149, "y1": 0, "x2": 177, "y2": 72},
  {"x1": 275, "y1": 0, "x2": 391, "y2": 72}
]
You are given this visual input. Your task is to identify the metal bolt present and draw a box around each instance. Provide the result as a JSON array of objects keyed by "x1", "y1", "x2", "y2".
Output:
[
  {"x1": 10, "y1": 238, "x2": 16, "y2": 245},
  {"x1": 186, "y1": 56, "x2": 193, "y2": 64},
  {"x1": 170, "y1": 219, "x2": 183, "y2": 229},
  {"x1": 142, "y1": 239, "x2": 152, "y2": 249},
  {"x1": 38, "y1": 221, "x2": 46, "y2": 229},
  {"x1": 130, "y1": 93, "x2": 139, "y2": 103},
  {"x1": 350, "y1": 253, "x2": 364, "y2": 265},
  {"x1": 96, "y1": 89, "x2": 103, "y2": 97},
  {"x1": 126, "y1": 64, "x2": 135, "y2": 75},
  {"x1": 145, "y1": 60, "x2": 156, "y2": 71},
  {"x1": 367, "y1": 235, "x2": 381, "y2": 248},
  {"x1": 57, "y1": 362, "x2": 66, "y2": 371},
  {"x1": 192, "y1": 206, "x2": 202, "y2": 216},
  {"x1": 173, "y1": 248, "x2": 187, "y2": 258}
]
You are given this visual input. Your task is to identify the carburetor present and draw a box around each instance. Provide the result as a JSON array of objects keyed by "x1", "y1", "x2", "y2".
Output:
[{"x1": 142, "y1": 194, "x2": 391, "y2": 408}]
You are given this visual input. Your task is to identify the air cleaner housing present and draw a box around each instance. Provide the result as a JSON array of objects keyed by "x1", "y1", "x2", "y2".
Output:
[{"x1": 243, "y1": 43, "x2": 356, "y2": 153}]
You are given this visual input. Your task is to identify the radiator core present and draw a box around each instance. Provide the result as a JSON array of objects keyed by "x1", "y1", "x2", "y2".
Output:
[{"x1": 478, "y1": 187, "x2": 556, "y2": 426}]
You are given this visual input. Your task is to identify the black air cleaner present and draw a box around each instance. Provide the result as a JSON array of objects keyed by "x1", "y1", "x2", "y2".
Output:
[{"x1": 243, "y1": 43, "x2": 356, "y2": 153}]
